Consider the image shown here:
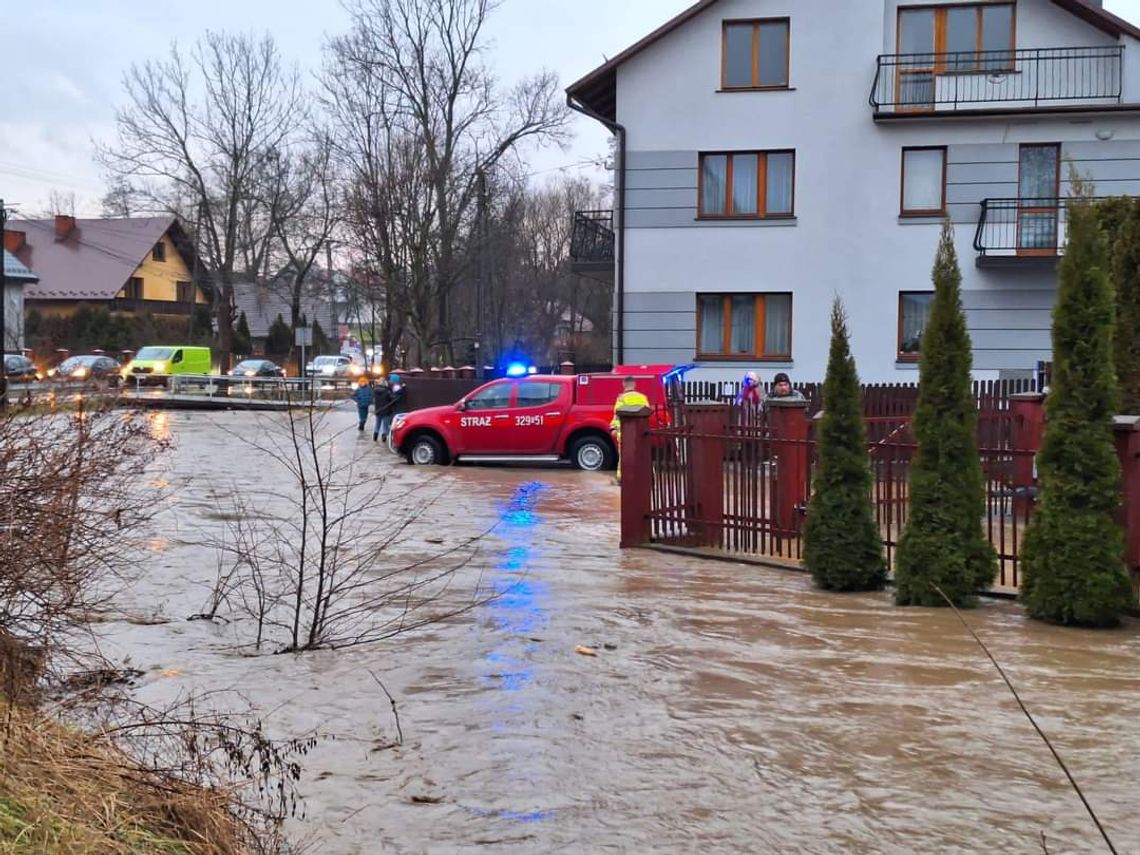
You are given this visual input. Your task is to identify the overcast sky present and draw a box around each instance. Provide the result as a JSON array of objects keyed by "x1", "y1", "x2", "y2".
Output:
[{"x1": 3, "y1": 0, "x2": 1139, "y2": 217}]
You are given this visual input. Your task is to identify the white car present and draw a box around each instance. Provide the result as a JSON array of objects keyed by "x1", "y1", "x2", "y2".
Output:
[{"x1": 304, "y1": 355, "x2": 360, "y2": 379}]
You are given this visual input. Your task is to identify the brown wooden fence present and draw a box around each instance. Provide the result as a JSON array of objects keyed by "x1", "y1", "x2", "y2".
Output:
[{"x1": 620, "y1": 393, "x2": 1140, "y2": 596}]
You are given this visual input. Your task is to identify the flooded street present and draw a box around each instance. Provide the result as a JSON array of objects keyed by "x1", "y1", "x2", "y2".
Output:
[{"x1": 98, "y1": 410, "x2": 1140, "y2": 853}]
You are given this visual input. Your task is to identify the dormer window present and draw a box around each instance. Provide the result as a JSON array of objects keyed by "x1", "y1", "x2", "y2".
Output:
[{"x1": 722, "y1": 19, "x2": 790, "y2": 90}]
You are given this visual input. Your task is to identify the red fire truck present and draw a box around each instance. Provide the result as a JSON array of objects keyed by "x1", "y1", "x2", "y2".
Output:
[{"x1": 390, "y1": 365, "x2": 688, "y2": 470}]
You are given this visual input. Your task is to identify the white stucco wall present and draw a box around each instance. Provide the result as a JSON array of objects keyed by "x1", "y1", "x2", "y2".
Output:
[{"x1": 609, "y1": 0, "x2": 1140, "y2": 382}]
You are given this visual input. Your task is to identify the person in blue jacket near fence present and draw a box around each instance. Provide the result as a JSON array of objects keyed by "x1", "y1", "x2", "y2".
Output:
[{"x1": 351, "y1": 376, "x2": 373, "y2": 431}]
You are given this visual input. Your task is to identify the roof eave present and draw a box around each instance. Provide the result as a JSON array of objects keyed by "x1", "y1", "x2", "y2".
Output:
[{"x1": 565, "y1": 0, "x2": 720, "y2": 125}]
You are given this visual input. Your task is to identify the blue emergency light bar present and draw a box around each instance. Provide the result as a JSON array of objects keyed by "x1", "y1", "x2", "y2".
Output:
[{"x1": 506, "y1": 362, "x2": 529, "y2": 378}]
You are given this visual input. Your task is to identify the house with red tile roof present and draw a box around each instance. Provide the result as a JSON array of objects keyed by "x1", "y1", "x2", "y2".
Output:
[{"x1": 3, "y1": 215, "x2": 209, "y2": 321}]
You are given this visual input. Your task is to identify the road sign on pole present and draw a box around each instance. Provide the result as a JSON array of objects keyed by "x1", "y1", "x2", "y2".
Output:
[{"x1": 295, "y1": 327, "x2": 313, "y2": 399}]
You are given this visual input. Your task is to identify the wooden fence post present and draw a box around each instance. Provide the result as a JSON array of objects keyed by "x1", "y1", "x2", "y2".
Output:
[
  {"x1": 619, "y1": 411, "x2": 653, "y2": 548},
  {"x1": 686, "y1": 404, "x2": 728, "y2": 548},
  {"x1": 1113, "y1": 416, "x2": 1140, "y2": 597},
  {"x1": 767, "y1": 399, "x2": 811, "y2": 536},
  {"x1": 1010, "y1": 392, "x2": 1046, "y2": 517}
]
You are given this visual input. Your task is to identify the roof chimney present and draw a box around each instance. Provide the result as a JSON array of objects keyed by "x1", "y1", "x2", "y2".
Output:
[
  {"x1": 3, "y1": 229, "x2": 26, "y2": 253},
  {"x1": 54, "y1": 214, "x2": 76, "y2": 240}
]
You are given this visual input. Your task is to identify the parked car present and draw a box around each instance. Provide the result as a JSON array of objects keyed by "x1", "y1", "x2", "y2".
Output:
[
  {"x1": 122, "y1": 346, "x2": 212, "y2": 386},
  {"x1": 391, "y1": 366, "x2": 686, "y2": 470},
  {"x1": 305, "y1": 355, "x2": 359, "y2": 379},
  {"x1": 3, "y1": 354, "x2": 39, "y2": 382},
  {"x1": 50, "y1": 355, "x2": 123, "y2": 385},
  {"x1": 231, "y1": 359, "x2": 285, "y2": 378}
]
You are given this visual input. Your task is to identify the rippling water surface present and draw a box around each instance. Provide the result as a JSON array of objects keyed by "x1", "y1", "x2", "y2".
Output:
[{"x1": 97, "y1": 410, "x2": 1140, "y2": 853}]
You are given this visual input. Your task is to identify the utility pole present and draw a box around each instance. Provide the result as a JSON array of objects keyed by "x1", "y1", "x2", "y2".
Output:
[
  {"x1": 0, "y1": 199, "x2": 8, "y2": 411},
  {"x1": 476, "y1": 168, "x2": 488, "y2": 379}
]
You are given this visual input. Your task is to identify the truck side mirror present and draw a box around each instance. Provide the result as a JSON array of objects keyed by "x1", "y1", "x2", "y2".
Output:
[{"x1": 455, "y1": 400, "x2": 467, "y2": 411}]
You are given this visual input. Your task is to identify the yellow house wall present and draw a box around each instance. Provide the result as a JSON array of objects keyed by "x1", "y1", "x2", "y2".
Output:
[{"x1": 115, "y1": 233, "x2": 209, "y2": 304}]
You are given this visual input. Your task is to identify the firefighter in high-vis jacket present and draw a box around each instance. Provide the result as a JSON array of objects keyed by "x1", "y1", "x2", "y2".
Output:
[{"x1": 610, "y1": 376, "x2": 652, "y2": 484}]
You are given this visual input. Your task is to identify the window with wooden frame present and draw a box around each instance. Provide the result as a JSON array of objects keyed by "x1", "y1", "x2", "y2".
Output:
[
  {"x1": 900, "y1": 147, "x2": 947, "y2": 216},
  {"x1": 897, "y1": 4, "x2": 1015, "y2": 72},
  {"x1": 124, "y1": 277, "x2": 143, "y2": 301},
  {"x1": 898, "y1": 292, "x2": 935, "y2": 358},
  {"x1": 697, "y1": 293, "x2": 793, "y2": 360},
  {"x1": 722, "y1": 19, "x2": 790, "y2": 90},
  {"x1": 152, "y1": 241, "x2": 166, "y2": 262},
  {"x1": 699, "y1": 151, "x2": 795, "y2": 219},
  {"x1": 176, "y1": 281, "x2": 194, "y2": 303}
]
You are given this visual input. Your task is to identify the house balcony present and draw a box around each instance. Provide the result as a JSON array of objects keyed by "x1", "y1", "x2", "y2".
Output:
[
  {"x1": 870, "y1": 46, "x2": 1123, "y2": 119},
  {"x1": 570, "y1": 209, "x2": 615, "y2": 278},
  {"x1": 972, "y1": 197, "x2": 1096, "y2": 268}
]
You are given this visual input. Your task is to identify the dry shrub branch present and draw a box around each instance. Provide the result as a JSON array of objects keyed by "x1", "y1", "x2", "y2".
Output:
[{"x1": 202, "y1": 404, "x2": 500, "y2": 653}]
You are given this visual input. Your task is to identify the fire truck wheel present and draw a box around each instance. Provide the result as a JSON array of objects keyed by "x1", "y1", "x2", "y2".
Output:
[
  {"x1": 409, "y1": 434, "x2": 445, "y2": 466},
  {"x1": 570, "y1": 436, "x2": 613, "y2": 471}
]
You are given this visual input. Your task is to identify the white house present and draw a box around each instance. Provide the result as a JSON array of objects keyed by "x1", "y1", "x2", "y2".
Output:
[
  {"x1": 567, "y1": 0, "x2": 1140, "y2": 382},
  {"x1": 3, "y1": 250, "x2": 36, "y2": 352}
]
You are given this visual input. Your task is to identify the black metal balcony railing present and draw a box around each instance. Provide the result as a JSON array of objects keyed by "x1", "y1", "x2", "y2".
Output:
[
  {"x1": 871, "y1": 46, "x2": 1122, "y2": 114},
  {"x1": 570, "y1": 209, "x2": 615, "y2": 264},
  {"x1": 972, "y1": 197, "x2": 1110, "y2": 261}
]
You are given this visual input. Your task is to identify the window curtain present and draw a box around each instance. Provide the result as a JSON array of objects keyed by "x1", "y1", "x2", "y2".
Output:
[
  {"x1": 699, "y1": 296, "x2": 724, "y2": 353},
  {"x1": 757, "y1": 21, "x2": 789, "y2": 87},
  {"x1": 900, "y1": 293, "x2": 932, "y2": 353},
  {"x1": 765, "y1": 153, "x2": 794, "y2": 215},
  {"x1": 981, "y1": 5, "x2": 1014, "y2": 69},
  {"x1": 764, "y1": 294, "x2": 792, "y2": 356},
  {"x1": 724, "y1": 24, "x2": 753, "y2": 88},
  {"x1": 903, "y1": 149, "x2": 943, "y2": 212},
  {"x1": 702, "y1": 155, "x2": 728, "y2": 215},
  {"x1": 732, "y1": 154, "x2": 758, "y2": 216},
  {"x1": 730, "y1": 296, "x2": 755, "y2": 354}
]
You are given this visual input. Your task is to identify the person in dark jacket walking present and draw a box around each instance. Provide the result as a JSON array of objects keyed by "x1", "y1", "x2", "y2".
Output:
[
  {"x1": 351, "y1": 377, "x2": 373, "y2": 431},
  {"x1": 372, "y1": 378, "x2": 395, "y2": 442}
]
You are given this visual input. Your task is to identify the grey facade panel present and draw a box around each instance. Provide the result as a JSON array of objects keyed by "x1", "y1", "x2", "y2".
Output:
[
  {"x1": 626, "y1": 168, "x2": 697, "y2": 191},
  {"x1": 946, "y1": 181, "x2": 1018, "y2": 206},
  {"x1": 946, "y1": 161, "x2": 1018, "y2": 186},
  {"x1": 623, "y1": 311, "x2": 697, "y2": 331},
  {"x1": 963, "y1": 289, "x2": 1055, "y2": 311},
  {"x1": 948, "y1": 143, "x2": 1018, "y2": 165},
  {"x1": 626, "y1": 150, "x2": 696, "y2": 170},
  {"x1": 972, "y1": 349, "x2": 1051, "y2": 372},
  {"x1": 966, "y1": 308, "x2": 1053, "y2": 330},
  {"x1": 627, "y1": 187, "x2": 702, "y2": 210},
  {"x1": 624, "y1": 329, "x2": 695, "y2": 352},
  {"x1": 625, "y1": 291, "x2": 697, "y2": 313},
  {"x1": 1062, "y1": 140, "x2": 1140, "y2": 161},
  {"x1": 969, "y1": 328, "x2": 1051, "y2": 350},
  {"x1": 624, "y1": 347, "x2": 700, "y2": 365}
]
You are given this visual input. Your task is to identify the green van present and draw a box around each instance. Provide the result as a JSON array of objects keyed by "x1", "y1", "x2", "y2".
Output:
[{"x1": 124, "y1": 346, "x2": 212, "y2": 386}]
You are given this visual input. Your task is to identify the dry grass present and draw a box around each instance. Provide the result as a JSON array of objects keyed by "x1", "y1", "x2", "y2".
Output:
[{"x1": 0, "y1": 702, "x2": 247, "y2": 854}]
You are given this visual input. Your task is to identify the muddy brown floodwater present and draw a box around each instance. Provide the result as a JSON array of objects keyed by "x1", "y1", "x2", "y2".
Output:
[{"x1": 94, "y1": 410, "x2": 1140, "y2": 854}]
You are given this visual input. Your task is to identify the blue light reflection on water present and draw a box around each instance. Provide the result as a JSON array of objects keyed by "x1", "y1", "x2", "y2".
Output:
[{"x1": 466, "y1": 480, "x2": 558, "y2": 825}]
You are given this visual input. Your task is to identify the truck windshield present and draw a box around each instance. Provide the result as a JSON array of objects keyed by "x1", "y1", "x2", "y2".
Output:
[{"x1": 136, "y1": 347, "x2": 173, "y2": 360}]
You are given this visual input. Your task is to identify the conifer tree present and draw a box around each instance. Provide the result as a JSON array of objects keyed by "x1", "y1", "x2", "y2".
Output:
[
  {"x1": 1021, "y1": 196, "x2": 1135, "y2": 626},
  {"x1": 1104, "y1": 198, "x2": 1140, "y2": 413},
  {"x1": 804, "y1": 300, "x2": 887, "y2": 591},
  {"x1": 265, "y1": 314, "x2": 292, "y2": 356},
  {"x1": 895, "y1": 222, "x2": 996, "y2": 607},
  {"x1": 234, "y1": 310, "x2": 253, "y2": 356}
]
